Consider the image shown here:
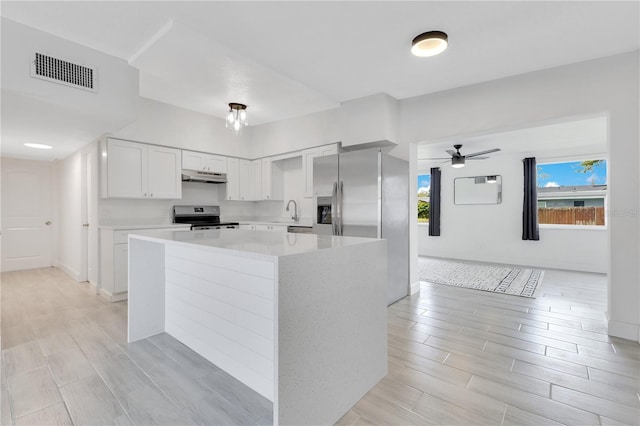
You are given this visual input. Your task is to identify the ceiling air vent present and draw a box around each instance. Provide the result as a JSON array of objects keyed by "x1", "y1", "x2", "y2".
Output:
[{"x1": 31, "y1": 52, "x2": 97, "y2": 92}]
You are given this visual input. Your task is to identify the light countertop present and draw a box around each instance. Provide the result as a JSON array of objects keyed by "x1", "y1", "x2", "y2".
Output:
[
  {"x1": 98, "y1": 223, "x2": 191, "y2": 231},
  {"x1": 231, "y1": 217, "x2": 313, "y2": 227},
  {"x1": 129, "y1": 228, "x2": 378, "y2": 259}
]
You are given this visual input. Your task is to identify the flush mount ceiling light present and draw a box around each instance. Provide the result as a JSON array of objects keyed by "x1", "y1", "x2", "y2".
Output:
[
  {"x1": 226, "y1": 103, "x2": 248, "y2": 134},
  {"x1": 24, "y1": 143, "x2": 52, "y2": 150},
  {"x1": 411, "y1": 30, "x2": 448, "y2": 57},
  {"x1": 451, "y1": 156, "x2": 465, "y2": 168}
]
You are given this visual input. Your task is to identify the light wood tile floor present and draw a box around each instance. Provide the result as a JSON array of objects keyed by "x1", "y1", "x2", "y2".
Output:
[
  {"x1": 336, "y1": 259, "x2": 640, "y2": 426},
  {"x1": 2, "y1": 262, "x2": 640, "y2": 425},
  {"x1": 0, "y1": 268, "x2": 271, "y2": 426}
]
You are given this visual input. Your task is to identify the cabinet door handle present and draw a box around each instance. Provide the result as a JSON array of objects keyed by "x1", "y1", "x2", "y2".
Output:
[
  {"x1": 144, "y1": 193, "x2": 147, "y2": 197},
  {"x1": 150, "y1": 193, "x2": 153, "y2": 197}
]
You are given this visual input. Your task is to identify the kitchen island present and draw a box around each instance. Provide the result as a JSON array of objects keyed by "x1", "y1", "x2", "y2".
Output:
[{"x1": 127, "y1": 229, "x2": 387, "y2": 426}]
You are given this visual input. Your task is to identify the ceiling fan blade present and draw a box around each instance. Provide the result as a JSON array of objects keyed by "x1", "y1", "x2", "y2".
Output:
[
  {"x1": 465, "y1": 148, "x2": 501, "y2": 158},
  {"x1": 445, "y1": 150, "x2": 457, "y2": 157},
  {"x1": 465, "y1": 156, "x2": 489, "y2": 160},
  {"x1": 422, "y1": 157, "x2": 451, "y2": 160}
]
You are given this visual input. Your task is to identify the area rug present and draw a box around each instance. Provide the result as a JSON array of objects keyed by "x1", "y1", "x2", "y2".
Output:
[{"x1": 418, "y1": 257, "x2": 544, "y2": 298}]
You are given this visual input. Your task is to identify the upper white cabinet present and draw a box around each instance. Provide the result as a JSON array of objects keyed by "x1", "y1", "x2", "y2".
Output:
[
  {"x1": 302, "y1": 144, "x2": 338, "y2": 198},
  {"x1": 225, "y1": 158, "x2": 255, "y2": 201},
  {"x1": 182, "y1": 150, "x2": 227, "y2": 173},
  {"x1": 251, "y1": 160, "x2": 262, "y2": 201},
  {"x1": 101, "y1": 138, "x2": 181, "y2": 199},
  {"x1": 226, "y1": 157, "x2": 240, "y2": 200},
  {"x1": 262, "y1": 158, "x2": 284, "y2": 201},
  {"x1": 147, "y1": 145, "x2": 183, "y2": 199},
  {"x1": 239, "y1": 159, "x2": 253, "y2": 201}
]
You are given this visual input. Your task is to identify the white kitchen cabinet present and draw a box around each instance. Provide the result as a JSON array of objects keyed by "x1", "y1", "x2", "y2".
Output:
[
  {"x1": 256, "y1": 224, "x2": 287, "y2": 232},
  {"x1": 113, "y1": 244, "x2": 129, "y2": 293},
  {"x1": 226, "y1": 157, "x2": 240, "y2": 200},
  {"x1": 302, "y1": 144, "x2": 338, "y2": 198},
  {"x1": 101, "y1": 138, "x2": 181, "y2": 199},
  {"x1": 182, "y1": 150, "x2": 227, "y2": 173},
  {"x1": 252, "y1": 159, "x2": 262, "y2": 201},
  {"x1": 147, "y1": 145, "x2": 182, "y2": 199},
  {"x1": 240, "y1": 223, "x2": 287, "y2": 232},
  {"x1": 206, "y1": 155, "x2": 228, "y2": 173},
  {"x1": 239, "y1": 159, "x2": 252, "y2": 201},
  {"x1": 261, "y1": 158, "x2": 285, "y2": 201},
  {"x1": 99, "y1": 225, "x2": 190, "y2": 301}
]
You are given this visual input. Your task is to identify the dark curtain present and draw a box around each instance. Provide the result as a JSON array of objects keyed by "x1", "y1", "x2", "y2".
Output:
[
  {"x1": 522, "y1": 157, "x2": 540, "y2": 241},
  {"x1": 429, "y1": 167, "x2": 441, "y2": 236}
]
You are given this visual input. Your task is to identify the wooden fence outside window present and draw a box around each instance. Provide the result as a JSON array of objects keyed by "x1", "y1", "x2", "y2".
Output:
[{"x1": 538, "y1": 206, "x2": 605, "y2": 226}]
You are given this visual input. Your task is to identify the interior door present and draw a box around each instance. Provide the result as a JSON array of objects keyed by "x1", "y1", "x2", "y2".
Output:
[
  {"x1": 86, "y1": 151, "x2": 98, "y2": 286},
  {"x1": 1, "y1": 159, "x2": 53, "y2": 271},
  {"x1": 338, "y1": 149, "x2": 380, "y2": 238}
]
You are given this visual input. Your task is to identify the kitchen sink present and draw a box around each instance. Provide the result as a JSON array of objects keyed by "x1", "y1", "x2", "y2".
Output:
[{"x1": 287, "y1": 225, "x2": 313, "y2": 234}]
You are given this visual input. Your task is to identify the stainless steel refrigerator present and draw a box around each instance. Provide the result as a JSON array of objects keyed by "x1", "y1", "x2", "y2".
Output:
[{"x1": 313, "y1": 148, "x2": 409, "y2": 305}]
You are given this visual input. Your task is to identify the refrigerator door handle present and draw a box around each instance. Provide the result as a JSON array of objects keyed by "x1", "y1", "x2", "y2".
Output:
[
  {"x1": 331, "y1": 182, "x2": 338, "y2": 235},
  {"x1": 337, "y1": 181, "x2": 344, "y2": 236}
]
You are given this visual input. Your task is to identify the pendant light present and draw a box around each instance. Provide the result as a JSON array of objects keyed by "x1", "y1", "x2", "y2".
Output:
[
  {"x1": 226, "y1": 103, "x2": 248, "y2": 133},
  {"x1": 411, "y1": 31, "x2": 448, "y2": 57}
]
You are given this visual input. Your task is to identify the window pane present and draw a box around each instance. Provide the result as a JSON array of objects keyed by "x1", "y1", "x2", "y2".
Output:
[
  {"x1": 417, "y1": 174, "x2": 430, "y2": 223},
  {"x1": 537, "y1": 159, "x2": 606, "y2": 226}
]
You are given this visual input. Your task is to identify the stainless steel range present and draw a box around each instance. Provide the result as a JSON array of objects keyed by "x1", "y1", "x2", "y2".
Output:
[{"x1": 172, "y1": 205, "x2": 239, "y2": 230}]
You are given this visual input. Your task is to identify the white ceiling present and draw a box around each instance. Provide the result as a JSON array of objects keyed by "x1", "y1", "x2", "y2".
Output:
[
  {"x1": 416, "y1": 116, "x2": 609, "y2": 171},
  {"x1": 2, "y1": 1, "x2": 638, "y2": 126}
]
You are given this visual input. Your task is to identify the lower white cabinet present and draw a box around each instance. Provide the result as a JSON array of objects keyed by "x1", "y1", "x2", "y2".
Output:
[
  {"x1": 256, "y1": 224, "x2": 287, "y2": 231},
  {"x1": 240, "y1": 223, "x2": 287, "y2": 232},
  {"x1": 99, "y1": 226, "x2": 191, "y2": 301}
]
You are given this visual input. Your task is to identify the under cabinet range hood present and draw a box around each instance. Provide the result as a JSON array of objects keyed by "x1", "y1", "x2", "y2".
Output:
[{"x1": 181, "y1": 169, "x2": 227, "y2": 184}]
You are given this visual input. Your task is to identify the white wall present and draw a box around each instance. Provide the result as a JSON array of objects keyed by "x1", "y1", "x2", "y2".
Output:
[
  {"x1": 56, "y1": 152, "x2": 83, "y2": 279},
  {"x1": 248, "y1": 108, "x2": 341, "y2": 159},
  {"x1": 402, "y1": 51, "x2": 639, "y2": 341},
  {"x1": 113, "y1": 98, "x2": 252, "y2": 159},
  {"x1": 417, "y1": 154, "x2": 608, "y2": 273},
  {"x1": 1, "y1": 18, "x2": 139, "y2": 159}
]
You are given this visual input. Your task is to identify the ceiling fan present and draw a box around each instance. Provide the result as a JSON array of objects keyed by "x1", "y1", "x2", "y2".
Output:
[{"x1": 424, "y1": 144, "x2": 501, "y2": 168}]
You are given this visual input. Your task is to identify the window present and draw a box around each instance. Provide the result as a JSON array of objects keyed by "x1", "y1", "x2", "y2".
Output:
[
  {"x1": 537, "y1": 159, "x2": 607, "y2": 226},
  {"x1": 417, "y1": 174, "x2": 430, "y2": 223}
]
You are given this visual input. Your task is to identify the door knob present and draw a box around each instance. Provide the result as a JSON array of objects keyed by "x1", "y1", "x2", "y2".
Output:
[
  {"x1": 45, "y1": 221, "x2": 51, "y2": 225},
  {"x1": 82, "y1": 223, "x2": 89, "y2": 227}
]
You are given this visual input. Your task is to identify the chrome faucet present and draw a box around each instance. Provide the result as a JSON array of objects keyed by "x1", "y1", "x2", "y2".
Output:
[{"x1": 285, "y1": 199, "x2": 299, "y2": 223}]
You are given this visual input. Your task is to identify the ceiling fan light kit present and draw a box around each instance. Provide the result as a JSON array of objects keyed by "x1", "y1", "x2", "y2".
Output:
[
  {"x1": 451, "y1": 156, "x2": 465, "y2": 168},
  {"x1": 422, "y1": 144, "x2": 501, "y2": 168},
  {"x1": 411, "y1": 30, "x2": 448, "y2": 57}
]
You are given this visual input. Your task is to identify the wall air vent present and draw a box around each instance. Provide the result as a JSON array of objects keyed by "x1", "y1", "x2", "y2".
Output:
[{"x1": 31, "y1": 52, "x2": 97, "y2": 92}]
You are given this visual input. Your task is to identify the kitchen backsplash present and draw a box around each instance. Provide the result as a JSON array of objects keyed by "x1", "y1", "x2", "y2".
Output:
[{"x1": 99, "y1": 182, "x2": 310, "y2": 225}]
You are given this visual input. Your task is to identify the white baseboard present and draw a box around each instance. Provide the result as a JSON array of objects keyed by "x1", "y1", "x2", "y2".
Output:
[
  {"x1": 89, "y1": 281, "x2": 100, "y2": 295},
  {"x1": 99, "y1": 288, "x2": 128, "y2": 302},
  {"x1": 58, "y1": 262, "x2": 81, "y2": 281},
  {"x1": 410, "y1": 281, "x2": 421, "y2": 296},
  {"x1": 607, "y1": 319, "x2": 640, "y2": 343}
]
